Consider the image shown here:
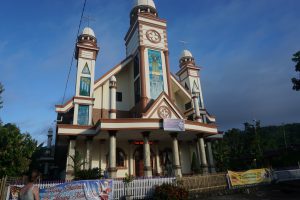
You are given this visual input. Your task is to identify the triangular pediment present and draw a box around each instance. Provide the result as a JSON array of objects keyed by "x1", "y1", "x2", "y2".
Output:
[{"x1": 142, "y1": 92, "x2": 185, "y2": 119}]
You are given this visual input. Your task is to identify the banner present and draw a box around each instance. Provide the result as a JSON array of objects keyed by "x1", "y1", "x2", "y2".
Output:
[
  {"x1": 227, "y1": 168, "x2": 272, "y2": 188},
  {"x1": 163, "y1": 119, "x2": 185, "y2": 131},
  {"x1": 9, "y1": 180, "x2": 113, "y2": 200}
]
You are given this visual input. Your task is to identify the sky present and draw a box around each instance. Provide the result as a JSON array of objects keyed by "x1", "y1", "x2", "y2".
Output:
[{"x1": 0, "y1": 0, "x2": 299, "y2": 144}]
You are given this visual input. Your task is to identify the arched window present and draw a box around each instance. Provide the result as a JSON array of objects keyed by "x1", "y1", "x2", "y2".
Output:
[
  {"x1": 160, "y1": 148, "x2": 173, "y2": 176},
  {"x1": 80, "y1": 77, "x2": 91, "y2": 96},
  {"x1": 106, "y1": 148, "x2": 127, "y2": 168},
  {"x1": 116, "y1": 148, "x2": 126, "y2": 168}
]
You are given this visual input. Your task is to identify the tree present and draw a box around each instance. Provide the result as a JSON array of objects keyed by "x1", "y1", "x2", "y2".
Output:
[
  {"x1": 0, "y1": 123, "x2": 38, "y2": 177},
  {"x1": 68, "y1": 150, "x2": 87, "y2": 179},
  {"x1": 291, "y1": 51, "x2": 300, "y2": 91},
  {"x1": 0, "y1": 82, "x2": 3, "y2": 109}
]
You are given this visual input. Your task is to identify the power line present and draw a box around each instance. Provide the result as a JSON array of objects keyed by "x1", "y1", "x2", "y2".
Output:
[{"x1": 61, "y1": 0, "x2": 88, "y2": 104}]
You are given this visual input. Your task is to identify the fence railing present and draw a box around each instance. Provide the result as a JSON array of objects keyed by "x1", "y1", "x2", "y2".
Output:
[
  {"x1": 6, "y1": 177, "x2": 175, "y2": 200},
  {"x1": 179, "y1": 173, "x2": 227, "y2": 193},
  {"x1": 113, "y1": 177, "x2": 175, "y2": 200}
]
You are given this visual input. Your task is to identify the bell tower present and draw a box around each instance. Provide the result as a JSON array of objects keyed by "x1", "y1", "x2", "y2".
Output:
[
  {"x1": 73, "y1": 27, "x2": 100, "y2": 125},
  {"x1": 125, "y1": 0, "x2": 172, "y2": 112},
  {"x1": 176, "y1": 50, "x2": 206, "y2": 122}
]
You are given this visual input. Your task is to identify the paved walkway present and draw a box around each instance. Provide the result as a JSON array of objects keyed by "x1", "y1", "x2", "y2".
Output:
[{"x1": 205, "y1": 189, "x2": 299, "y2": 200}]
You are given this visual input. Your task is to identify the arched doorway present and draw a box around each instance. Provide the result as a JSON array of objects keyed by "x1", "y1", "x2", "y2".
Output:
[{"x1": 133, "y1": 146, "x2": 155, "y2": 177}]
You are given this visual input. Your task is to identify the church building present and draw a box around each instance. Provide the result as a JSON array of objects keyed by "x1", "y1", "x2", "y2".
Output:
[{"x1": 55, "y1": 0, "x2": 218, "y2": 180}]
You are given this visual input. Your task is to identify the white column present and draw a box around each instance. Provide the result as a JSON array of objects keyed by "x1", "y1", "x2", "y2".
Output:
[
  {"x1": 73, "y1": 104, "x2": 79, "y2": 125},
  {"x1": 66, "y1": 137, "x2": 76, "y2": 180},
  {"x1": 99, "y1": 139, "x2": 105, "y2": 171},
  {"x1": 198, "y1": 136, "x2": 208, "y2": 174},
  {"x1": 171, "y1": 133, "x2": 182, "y2": 177},
  {"x1": 192, "y1": 93, "x2": 202, "y2": 122},
  {"x1": 109, "y1": 76, "x2": 117, "y2": 119},
  {"x1": 128, "y1": 141, "x2": 134, "y2": 176},
  {"x1": 155, "y1": 143, "x2": 162, "y2": 176},
  {"x1": 206, "y1": 141, "x2": 216, "y2": 173},
  {"x1": 195, "y1": 139, "x2": 202, "y2": 167},
  {"x1": 108, "y1": 131, "x2": 117, "y2": 178},
  {"x1": 143, "y1": 132, "x2": 152, "y2": 177},
  {"x1": 85, "y1": 137, "x2": 93, "y2": 169}
]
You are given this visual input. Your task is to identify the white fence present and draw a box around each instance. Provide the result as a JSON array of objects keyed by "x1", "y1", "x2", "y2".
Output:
[
  {"x1": 6, "y1": 177, "x2": 175, "y2": 200},
  {"x1": 113, "y1": 177, "x2": 175, "y2": 200}
]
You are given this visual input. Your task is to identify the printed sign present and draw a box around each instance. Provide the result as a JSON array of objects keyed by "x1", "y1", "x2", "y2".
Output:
[
  {"x1": 9, "y1": 180, "x2": 113, "y2": 200},
  {"x1": 163, "y1": 119, "x2": 185, "y2": 131},
  {"x1": 227, "y1": 168, "x2": 272, "y2": 188}
]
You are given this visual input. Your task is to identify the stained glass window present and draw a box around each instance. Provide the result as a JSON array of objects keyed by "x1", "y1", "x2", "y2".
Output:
[
  {"x1": 148, "y1": 49, "x2": 164, "y2": 99},
  {"x1": 78, "y1": 105, "x2": 89, "y2": 125},
  {"x1": 82, "y1": 63, "x2": 90, "y2": 74},
  {"x1": 80, "y1": 77, "x2": 91, "y2": 96}
]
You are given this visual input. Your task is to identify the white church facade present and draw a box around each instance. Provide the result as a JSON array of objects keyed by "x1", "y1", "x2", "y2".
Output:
[{"x1": 55, "y1": 0, "x2": 219, "y2": 180}]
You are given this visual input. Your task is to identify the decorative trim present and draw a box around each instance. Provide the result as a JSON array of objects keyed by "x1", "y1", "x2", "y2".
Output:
[
  {"x1": 139, "y1": 46, "x2": 147, "y2": 111},
  {"x1": 58, "y1": 124, "x2": 96, "y2": 130},
  {"x1": 146, "y1": 30, "x2": 161, "y2": 43},
  {"x1": 137, "y1": 13, "x2": 167, "y2": 23},
  {"x1": 157, "y1": 106, "x2": 172, "y2": 119}
]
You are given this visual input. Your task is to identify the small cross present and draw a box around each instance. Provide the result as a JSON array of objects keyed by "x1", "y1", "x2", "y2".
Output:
[
  {"x1": 179, "y1": 40, "x2": 189, "y2": 49},
  {"x1": 83, "y1": 15, "x2": 96, "y2": 27}
]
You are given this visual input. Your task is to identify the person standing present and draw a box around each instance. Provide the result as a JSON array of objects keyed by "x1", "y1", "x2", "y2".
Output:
[{"x1": 19, "y1": 170, "x2": 40, "y2": 200}]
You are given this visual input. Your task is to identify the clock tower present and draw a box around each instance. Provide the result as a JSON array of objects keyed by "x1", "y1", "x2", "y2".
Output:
[{"x1": 125, "y1": 0, "x2": 172, "y2": 112}]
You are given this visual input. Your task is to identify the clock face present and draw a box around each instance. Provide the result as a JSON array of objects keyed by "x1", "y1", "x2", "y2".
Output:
[{"x1": 146, "y1": 30, "x2": 161, "y2": 43}]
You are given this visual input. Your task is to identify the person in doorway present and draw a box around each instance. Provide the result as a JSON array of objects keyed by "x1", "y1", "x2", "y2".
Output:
[{"x1": 19, "y1": 170, "x2": 40, "y2": 200}]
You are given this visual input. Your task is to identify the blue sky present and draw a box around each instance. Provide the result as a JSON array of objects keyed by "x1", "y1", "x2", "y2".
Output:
[{"x1": 0, "y1": 0, "x2": 299, "y2": 143}]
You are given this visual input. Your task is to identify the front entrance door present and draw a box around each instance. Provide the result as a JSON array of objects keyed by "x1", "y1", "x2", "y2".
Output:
[
  {"x1": 134, "y1": 146, "x2": 155, "y2": 177},
  {"x1": 135, "y1": 149, "x2": 144, "y2": 177}
]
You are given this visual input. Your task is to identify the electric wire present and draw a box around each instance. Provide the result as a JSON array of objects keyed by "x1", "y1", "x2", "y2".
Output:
[{"x1": 61, "y1": 0, "x2": 87, "y2": 104}]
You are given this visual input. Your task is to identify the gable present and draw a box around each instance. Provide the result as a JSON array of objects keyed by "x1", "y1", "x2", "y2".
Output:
[{"x1": 142, "y1": 92, "x2": 185, "y2": 119}]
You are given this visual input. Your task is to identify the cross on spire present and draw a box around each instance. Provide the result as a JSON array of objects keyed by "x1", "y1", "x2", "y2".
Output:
[
  {"x1": 179, "y1": 40, "x2": 189, "y2": 49},
  {"x1": 83, "y1": 15, "x2": 96, "y2": 27}
]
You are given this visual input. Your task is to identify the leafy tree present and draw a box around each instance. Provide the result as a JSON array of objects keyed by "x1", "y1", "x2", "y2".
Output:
[
  {"x1": 291, "y1": 51, "x2": 300, "y2": 91},
  {"x1": 212, "y1": 140, "x2": 229, "y2": 172},
  {"x1": 0, "y1": 82, "x2": 4, "y2": 109},
  {"x1": 213, "y1": 123, "x2": 300, "y2": 171},
  {"x1": 0, "y1": 123, "x2": 37, "y2": 177},
  {"x1": 68, "y1": 150, "x2": 87, "y2": 179}
]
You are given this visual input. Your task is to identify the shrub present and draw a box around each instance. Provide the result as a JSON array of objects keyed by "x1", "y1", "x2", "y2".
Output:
[
  {"x1": 75, "y1": 168, "x2": 103, "y2": 180},
  {"x1": 153, "y1": 183, "x2": 188, "y2": 200}
]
